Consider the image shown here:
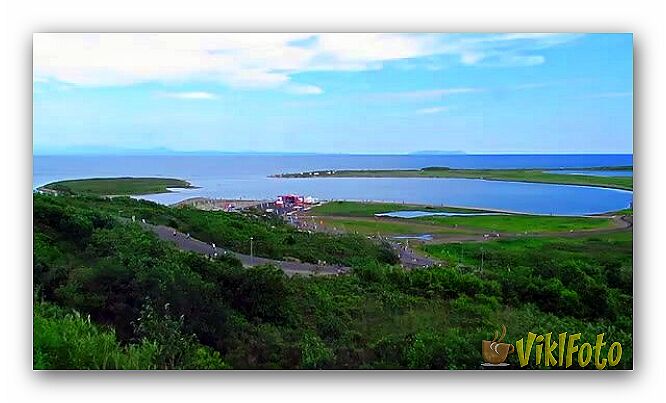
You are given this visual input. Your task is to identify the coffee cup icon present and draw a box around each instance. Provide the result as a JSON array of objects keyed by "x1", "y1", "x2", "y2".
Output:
[
  {"x1": 482, "y1": 324, "x2": 514, "y2": 364},
  {"x1": 482, "y1": 340, "x2": 515, "y2": 364}
]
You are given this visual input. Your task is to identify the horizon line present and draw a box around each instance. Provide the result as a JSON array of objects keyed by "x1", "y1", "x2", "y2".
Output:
[{"x1": 33, "y1": 151, "x2": 634, "y2": 156}]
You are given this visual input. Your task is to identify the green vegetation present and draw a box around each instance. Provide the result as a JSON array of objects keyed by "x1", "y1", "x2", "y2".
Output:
[
  {"x1": 277, "y1": 167, "x2": 633, "y2": 190},
  {"x1": 318, "y1": 214, "x2": 613, "y2": 236},
  {"x1": 415, "y1": 214, "x2": 613, "y2": 234},
  {"x1": 34, "y1": 301, "x2": 226, "y2": 370},
  {"x1": 316, "y1": 216, "x2": 462, "y2": 236},
  {"x1": 565, "y1": 166, "x2": 633, "y2": 171},
  {"x1": 306, "y1": 201, "x2": 616, "y2": 236},
  {"x1": 41, "y1": 177, "x2": 195, "y2": 196},
  {"x1": 33, "y1": 193, "x2": 633, "y2": 369},
  {"x1": 308, "y1": 200, "x2": 482, "y2": 216},
  {"x1": 421, "y1": 233, "x2": 632, "y2": 322},
  {"x1": 36, "y1": 195, "x2": 397, "y2": 267}
]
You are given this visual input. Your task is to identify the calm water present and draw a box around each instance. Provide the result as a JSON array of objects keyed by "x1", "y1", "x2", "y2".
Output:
[
  {"x1": 33, "y1": 154, "x2": 633, "y2": 215},
  {"x1": 544, "y1": 170, "x2": 633, "y2": 177},
  {"x1": 376, "y1": 211, "x2": 509, "y2": 218}
]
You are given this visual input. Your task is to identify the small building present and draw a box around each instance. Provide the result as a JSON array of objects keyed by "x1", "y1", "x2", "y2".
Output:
[{"x1": 277, "y1": 194, "x2": 305, "y2": 206}]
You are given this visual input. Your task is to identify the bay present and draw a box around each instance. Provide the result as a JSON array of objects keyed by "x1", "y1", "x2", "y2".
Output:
[{"x1": 33, "y1": 154, "x2": 633, "y2": 215}]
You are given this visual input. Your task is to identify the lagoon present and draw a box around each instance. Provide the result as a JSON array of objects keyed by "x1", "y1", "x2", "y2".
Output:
[
  {"x1": 376, "y1": 211, "x2": 509, "y2": 218},
  {"x1": 544, "y1": 170, "x2": 633, "y2": 177},
  {"x1": 33, "y1": 154, "x2": 633, "y2": 216}
]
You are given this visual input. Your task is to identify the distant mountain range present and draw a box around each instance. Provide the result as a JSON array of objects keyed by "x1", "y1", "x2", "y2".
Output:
[
  {"x1": 34, "y1": 146, "x2": 325, "y2": 156},
  {"x1": 408, "y1": 150, "x2": 467, "y2": 155},
  {"x1": 34, "y1": 147, "x2": 630, "y2": 156},
  {"x1": 35, "y1": 146, "x2": 469, "y2": 156}
]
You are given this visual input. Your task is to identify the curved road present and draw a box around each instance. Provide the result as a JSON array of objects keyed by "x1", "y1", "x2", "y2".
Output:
[
  {"x1": 388, "y1": 240, "x2": 439, "y2": 268},
  {"x1": 300, "y1": 213, "x2": 633, "y2": 269},
  {"x1": 135, "y1": 213, "x2": 631, "y2": 274},
  {"x1": 141, "y1": 222, "x2": 347, "y2": 276}
]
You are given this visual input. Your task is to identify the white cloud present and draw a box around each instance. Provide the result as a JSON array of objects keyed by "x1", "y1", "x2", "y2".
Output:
[
  {"x1": 286, "y1": 84, "x2": 324, "y2": 95},
  {"x1": 447, "y1": 33, "x2": 581, "y2": 67},
  {"x1": 461, "y1": 52, "x2": 485, "y2": 64},
  {"x1": 314, "y1": 33, "x2": 438, "y2": 63},
  {"x1": 159, "y1": 91, "x2": 218, "y2": 100},
  {"x1": 377, "y1": 87, "x2": 482, "y2": 101},
  {"x1": 33, "y1": 33, "x2": 581, "y2": 92},
  {"x1": 416, "y1": 106, "x2": 450, "y2": 114}
]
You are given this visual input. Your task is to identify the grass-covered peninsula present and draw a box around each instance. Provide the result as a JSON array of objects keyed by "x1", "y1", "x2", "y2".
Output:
[
  {"x1": 40, "y1": 177, "x2": 196, "y2": 196},
  {"x1": 274, "y1": 166, "x2": 633, "y2": 191}
]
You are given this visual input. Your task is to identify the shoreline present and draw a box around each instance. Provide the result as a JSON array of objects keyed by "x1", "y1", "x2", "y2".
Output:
[
  {"x1": 271, "y1": 168, "x2": 634, "y2": 192},
  {"x1": 38, "y1": 175, "x2": 632, "y2": 217},
  {"x1": 307, "y1": 199, "x2": 630, "y2": 218},
  {"x1": 138, "y1": 193, "x2": 631, "y2": 218},
  {"x1": 172, "y1": 197, "x2": 272, "y2": 210}
]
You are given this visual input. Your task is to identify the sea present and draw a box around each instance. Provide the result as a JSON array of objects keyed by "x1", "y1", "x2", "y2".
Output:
[{"x1": 33, "y1": 154, "x2": 633, "y2": 216}]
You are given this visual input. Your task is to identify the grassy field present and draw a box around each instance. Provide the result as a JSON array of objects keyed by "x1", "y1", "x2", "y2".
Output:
[
  {"x1": 41, "y1": 177, "x2": 195, "y2": 196},
  {"x1": 307, "y1": 200, "x2": 482, "y2": 217},
  {"x1": 315, "y1": 216, "x2": 464, "y2": 236},
  {"x1": 306, "y1": 201, "x2": 616, "y2": 235},
  {"x1": 420, "y1": 231, "x2": 633, "y2": 267},
  {"x1": 415, "y1": 214, "x2": 614, "y2": 233},
  {"x1": 278, "y1": 167, "x2": 633, "y2": 190}
]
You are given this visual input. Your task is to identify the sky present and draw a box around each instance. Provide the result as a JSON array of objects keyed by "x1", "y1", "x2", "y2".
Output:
[{"x1": 33, "y1": 33, "x2": 633, "y2": 155}]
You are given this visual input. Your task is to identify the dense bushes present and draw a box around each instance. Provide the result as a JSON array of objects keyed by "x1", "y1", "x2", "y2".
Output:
[
  {"x1": 33, "y1": 194, "x2": 633, "y2": 369},
  {"x1": 37, "y1": 194, "x2": 397, "y2": 267},
  {"x1": 422, "y1": 236, "x2": 633, "y2": 322},
  {"x1": 33, "y1": 301, "x2": 227, "y2": 370}
]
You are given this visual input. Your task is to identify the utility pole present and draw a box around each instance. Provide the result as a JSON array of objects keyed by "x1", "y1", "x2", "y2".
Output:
[
  {"x1": 480, "y1": 247, "x2": 484, "y2": 273},
  {"x1": 250, "y1": 236, "x2": 254, "y2": 261}
]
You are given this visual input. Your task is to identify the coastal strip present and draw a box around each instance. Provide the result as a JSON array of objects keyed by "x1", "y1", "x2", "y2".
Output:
[{"x1": 272, "y1": 166, "x2": 633, "y2": 191}]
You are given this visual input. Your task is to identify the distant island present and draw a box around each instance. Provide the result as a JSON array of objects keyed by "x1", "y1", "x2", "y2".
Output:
[{"x1": 38, "y1": 177, "x2": 196, "y2": 196}]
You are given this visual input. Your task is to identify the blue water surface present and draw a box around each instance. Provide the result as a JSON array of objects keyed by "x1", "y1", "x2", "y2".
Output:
[
  {"x1": 33, "y1": 154, "x2": 633, "y2": 216},
  {"x1": 544, "y1": 170, "x2": 633, "y2": 177}
]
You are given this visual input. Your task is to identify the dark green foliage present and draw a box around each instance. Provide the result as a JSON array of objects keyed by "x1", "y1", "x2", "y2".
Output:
[
  {"x1": 34, "y1": 301, "x2": 158, "y2": 370},
  {"x1": 33, "y1": 301, "x2": 226, "y2": 370},
  {"x1": 131, "y1": 301, "x2": 228, "y2": 369},
  {"x1": 422, "y1": 235, "x2": 633, "y2": 322},
  {"x1": 421, "y1": 166, "x2": 451, "y2": 171},
  {"x1": 33, "y1": 194, "x2": 632, "y2": 369},
  {"x1": 36, "y1": 194, "x2": 397, "y2": 266},
  {"x1": 42, "y1": 177, "x2": 194, "y2": 196}
]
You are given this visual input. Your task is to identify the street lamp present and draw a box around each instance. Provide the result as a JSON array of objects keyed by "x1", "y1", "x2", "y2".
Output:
[{"x1": 250, "y1": 236, "x2": 254, "y2": 261}]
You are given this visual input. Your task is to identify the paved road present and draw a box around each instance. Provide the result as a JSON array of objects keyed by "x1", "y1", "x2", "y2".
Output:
[
  {"x1": 141, "y1": 222, "x2": 347, "y2": 276},
  {"x1": 295, "y1": 212, "x2": 632, "y2": 268},
  {"x1": 287, "y1": 214, "x2": 439, "y2": 269},
  {"x1": 388, "y1": 241, "x2": 439, "y2": 268}
]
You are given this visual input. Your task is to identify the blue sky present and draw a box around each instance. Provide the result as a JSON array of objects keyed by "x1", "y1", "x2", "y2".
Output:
[{"x1": 33, "y1": 33, "x2": 633, "y2": 155}]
